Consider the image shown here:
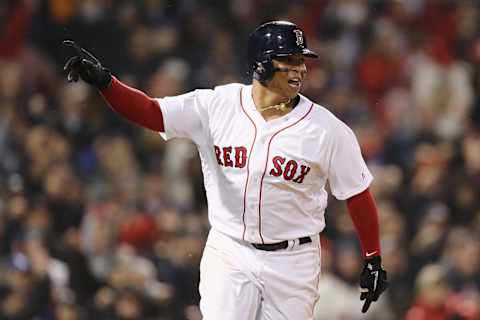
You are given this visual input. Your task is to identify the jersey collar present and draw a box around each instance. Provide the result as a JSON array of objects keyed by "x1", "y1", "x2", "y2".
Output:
[{"x1": 242, "y1": 85, "x2": 311, "y2": 129}]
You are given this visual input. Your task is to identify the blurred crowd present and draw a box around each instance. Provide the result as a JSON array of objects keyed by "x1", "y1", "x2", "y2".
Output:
[{"x1": 0, "y1": 0, "x2": 479, "y2": 319}]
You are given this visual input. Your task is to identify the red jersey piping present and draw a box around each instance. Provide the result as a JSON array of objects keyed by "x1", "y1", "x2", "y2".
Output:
[
  {"x1": 257, "y1": 103, "x2": 314, "y2": 243},
  {"x1": 239, "y1": 87, "x2": 257, "y2": 241}
]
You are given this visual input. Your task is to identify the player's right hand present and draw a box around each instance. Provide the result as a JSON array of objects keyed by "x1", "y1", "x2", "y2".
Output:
[
  {"x1": 359, "y1": 256, "x2": 388, "y2": 313},
  {"x1": 62, "y1": 40, "x2": 112, "y2": 89}
]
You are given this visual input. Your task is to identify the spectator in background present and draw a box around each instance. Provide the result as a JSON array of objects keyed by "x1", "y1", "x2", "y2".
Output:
[
  {"x1": 443, "y1": 229, "x2": 480, "y2": 306},
  {"x1": 405, "y1": 263, "x2": 479, "y2": 320},
  {"x1": 0, "y1": 236, "x2": 53, "y2": 320},
  {"x1": 405, "y1": 264, "x2": 454, "y2": 320}
]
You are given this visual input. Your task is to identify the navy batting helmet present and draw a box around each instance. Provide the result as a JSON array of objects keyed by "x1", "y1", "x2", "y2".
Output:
[{"x1": 247, "y1": 21, "x2": 318, "y2": 83}]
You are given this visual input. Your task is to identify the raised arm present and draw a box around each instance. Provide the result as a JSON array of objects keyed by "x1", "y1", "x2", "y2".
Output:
[
  {"x1": 100, "y1": 77, "x2": 164, "y2": 132},
  {"x1": 62, "y1": 40, "x2": 164, "y2": 132}
]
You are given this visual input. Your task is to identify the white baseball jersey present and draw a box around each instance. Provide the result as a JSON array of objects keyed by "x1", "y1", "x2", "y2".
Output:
[{"x1": 158, "y1": 83, "x2": 372, "y2": 244}]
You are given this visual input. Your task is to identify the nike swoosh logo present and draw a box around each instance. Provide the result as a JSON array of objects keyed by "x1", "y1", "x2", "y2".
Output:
[{"x1": 366, "y1": 251, "x2": 378, "y2": 257}]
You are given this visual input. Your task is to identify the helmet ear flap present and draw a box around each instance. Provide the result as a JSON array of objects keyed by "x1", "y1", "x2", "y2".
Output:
[{"x1": 253, "y1": 59, "x2": 275, "y2": 84}]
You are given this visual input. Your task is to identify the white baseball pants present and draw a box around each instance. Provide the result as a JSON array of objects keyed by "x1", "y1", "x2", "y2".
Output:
[{"x1": 199, "y1": 229, "x2": 321, "y2": 320}]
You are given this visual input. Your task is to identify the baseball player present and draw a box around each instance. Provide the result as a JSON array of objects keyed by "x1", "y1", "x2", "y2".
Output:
[{"x1": 63, "y1": 21, "x2": 388, "y2": 319}]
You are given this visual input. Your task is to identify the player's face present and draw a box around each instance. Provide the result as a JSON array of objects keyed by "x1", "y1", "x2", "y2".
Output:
[{"x1": 269, "y1": 54, "x2": 307, "y2": 99}]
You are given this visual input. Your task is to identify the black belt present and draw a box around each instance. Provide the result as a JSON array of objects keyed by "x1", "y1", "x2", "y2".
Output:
[{"x1": 251, "y1": 236, "x2": 312, "y2": 251}]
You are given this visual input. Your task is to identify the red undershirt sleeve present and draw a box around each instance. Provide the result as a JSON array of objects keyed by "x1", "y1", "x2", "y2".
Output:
[
  {"x1": 346, "y1": 188, "x2": 381, "y2": 259},
  {"x1": 99, "y1": 76, "x2": 165, "y2": 132}
]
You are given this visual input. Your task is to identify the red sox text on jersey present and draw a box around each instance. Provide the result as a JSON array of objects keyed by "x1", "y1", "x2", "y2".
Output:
[{"x1": 214, "y1": 145, "x2": 311, "y2": 183}]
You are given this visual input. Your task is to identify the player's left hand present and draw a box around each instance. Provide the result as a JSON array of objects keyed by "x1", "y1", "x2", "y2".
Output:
[
  {"x1": 62, "y1": 40, "x2": 112, "y2": 89},
  {"x1": 359, "y1": 256, "x2": 388, "y2": 313}
]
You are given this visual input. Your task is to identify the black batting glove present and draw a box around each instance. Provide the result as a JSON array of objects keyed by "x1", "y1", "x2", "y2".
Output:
[
  {"x1": 359, "y1": 256, "x2": 388, "y2": 313},
  {"x1": 62, "y1": 40, "x2": 112, "y2": 89}
]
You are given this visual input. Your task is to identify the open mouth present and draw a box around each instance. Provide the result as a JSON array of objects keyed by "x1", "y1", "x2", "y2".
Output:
[{"x1": 288, "y1": 78, "x2": 302, "y2": 88}]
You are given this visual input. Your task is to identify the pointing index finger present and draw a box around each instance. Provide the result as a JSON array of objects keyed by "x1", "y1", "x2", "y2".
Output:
[
  {"x1": 62, "y1": 40, "x2": 100, "y2": 64},
  {"x1": 63, "y1": 40, "x2": 84, "y2": 58}
]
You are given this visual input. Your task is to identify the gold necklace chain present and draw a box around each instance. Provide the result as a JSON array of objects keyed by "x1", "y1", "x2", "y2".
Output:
[{"x1": 258, "y1": 98, "x2": 291, "y2": 113}]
